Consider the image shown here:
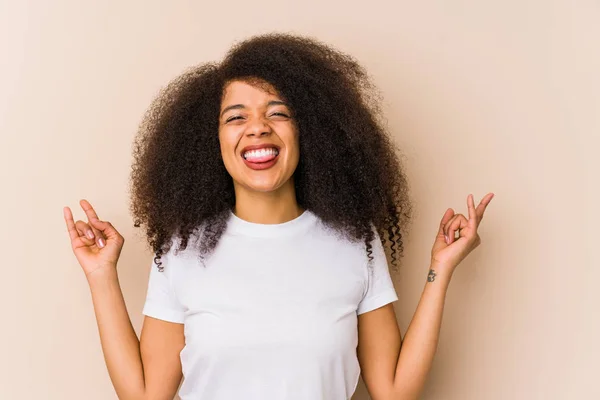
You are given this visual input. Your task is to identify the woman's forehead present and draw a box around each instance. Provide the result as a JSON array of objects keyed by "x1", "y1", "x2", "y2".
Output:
[
  {"x1": 220, "y1": 81, "x2": 286, "y2": 112},
  {"x1": 222, "y1": 78, "x2": 281, "y2": 99}
]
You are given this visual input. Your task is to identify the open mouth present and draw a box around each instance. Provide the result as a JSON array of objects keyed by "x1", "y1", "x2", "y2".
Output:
[{"x1": 241, "y1": 146, "x2": 280, "y2": 170}]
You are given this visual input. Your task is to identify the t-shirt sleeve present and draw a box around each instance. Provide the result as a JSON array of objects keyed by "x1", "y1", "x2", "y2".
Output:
[
  {"x1": 142, "y1": 249, "x2": 185, "y2": 324},
  {"x1": 357, "y1": 230, "x2": 399, "y2": 315}
]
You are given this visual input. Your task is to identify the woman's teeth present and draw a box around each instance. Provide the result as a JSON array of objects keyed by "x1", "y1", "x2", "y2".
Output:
[{"x1": 243, "y1": 148, "x2": 279, "y2": 160}]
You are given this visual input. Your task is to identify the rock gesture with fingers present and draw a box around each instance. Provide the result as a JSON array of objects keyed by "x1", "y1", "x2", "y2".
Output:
[
  {"x1": 429, "y1": 193, "x2": 495, "y2": 277},
  {"x1": 63, "y1": 199, "x2": 125, "y2": 279}
]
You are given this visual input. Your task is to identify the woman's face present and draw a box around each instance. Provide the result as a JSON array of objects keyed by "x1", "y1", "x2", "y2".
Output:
[{"x1": 218, "y1": 79, "x2": 299, "y2": 194}]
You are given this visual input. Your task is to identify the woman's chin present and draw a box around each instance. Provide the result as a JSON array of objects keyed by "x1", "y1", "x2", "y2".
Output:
[
  {"x1": 245, "y1": 182, "x2": 281, "y2": 193},
  {"x1": 236, "y1": 177, "x2": 290, "y2": 194}
]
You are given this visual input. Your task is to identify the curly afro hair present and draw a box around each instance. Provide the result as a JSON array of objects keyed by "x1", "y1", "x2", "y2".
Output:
[{"x1": 129, "y1": 33, "x2": 414, "y2": 273}]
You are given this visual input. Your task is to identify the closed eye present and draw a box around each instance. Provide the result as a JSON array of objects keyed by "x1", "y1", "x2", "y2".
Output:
[{"x1": 225, "y1": 115, "x2": 244, "y2": 123}]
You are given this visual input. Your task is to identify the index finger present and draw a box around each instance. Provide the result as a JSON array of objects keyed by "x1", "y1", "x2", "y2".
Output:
[
  {"x1": 475, "y1": 192, "x2": 494, "y2": 220},
  {"x1": 79, "y1": 199, "x2": 100, "y2": 222}
]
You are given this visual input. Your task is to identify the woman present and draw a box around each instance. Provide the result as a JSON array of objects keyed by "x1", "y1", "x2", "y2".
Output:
[{"x1": 63, "y1": 33, "x2": 494, "y2": 400}]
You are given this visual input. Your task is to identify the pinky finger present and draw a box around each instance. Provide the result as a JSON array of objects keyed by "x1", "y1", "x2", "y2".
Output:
[
  {"x1": 467, "y1": 194, "x2": 478, "y2": 226},
  {"x1": 63, "y1": 207, "x2": 81, "y2": 242}
]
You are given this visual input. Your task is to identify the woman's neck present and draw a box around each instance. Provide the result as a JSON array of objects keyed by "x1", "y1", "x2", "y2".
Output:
[{"x1": 233, "y1": 181, "x2": 303, "y2": 224}]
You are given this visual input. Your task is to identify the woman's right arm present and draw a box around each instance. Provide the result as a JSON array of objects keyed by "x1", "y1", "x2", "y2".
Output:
[
  {"x1": 87, "y1": 269, "x2": 184, "y2": 400},
  {"x1": 64, "y1": 200, "x2": 184, "y2": 400}
]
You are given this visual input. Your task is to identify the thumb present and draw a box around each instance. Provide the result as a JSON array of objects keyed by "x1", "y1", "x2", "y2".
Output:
[
  {"x1": 89, "y1": 218, "x2": 121, "y2": 241},
  {"x1": 437, "y1": 208, "x2": 454, "y2": 234},
  {"x1": 436, "y1": 208, "x2": 454, "y2": 241}
]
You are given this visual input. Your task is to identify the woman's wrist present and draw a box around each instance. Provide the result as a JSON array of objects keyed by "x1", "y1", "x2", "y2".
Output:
[
  {"x1": 86, "y1": 264, "x2": 119, "y2": 288},
  {"x1": 426, "y1": 261, "x2": 455, "y2": 286}
]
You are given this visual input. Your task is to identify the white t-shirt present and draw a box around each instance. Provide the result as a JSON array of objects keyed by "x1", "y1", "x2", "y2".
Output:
[{"x1": 142, "y1": 209, "x2": 398, "y2": 400}]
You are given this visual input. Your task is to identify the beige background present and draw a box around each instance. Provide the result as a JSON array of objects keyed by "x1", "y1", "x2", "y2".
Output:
[{"x1": 1, "y1": 0, "x2": 598, "y2": 399}]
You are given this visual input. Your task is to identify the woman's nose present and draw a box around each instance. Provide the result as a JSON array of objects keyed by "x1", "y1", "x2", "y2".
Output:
[{"x1": 245, "y1": 117, "x2": 271, "y2": 137}]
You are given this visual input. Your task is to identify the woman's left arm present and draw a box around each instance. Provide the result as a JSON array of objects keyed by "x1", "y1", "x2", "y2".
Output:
[{"x1": 357, "y1": 193, "x2": 494, "y2": 400}]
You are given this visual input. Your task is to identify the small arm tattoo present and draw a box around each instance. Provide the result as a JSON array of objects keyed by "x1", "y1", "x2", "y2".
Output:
[{"x1": 427, "y1": 269, "x2": 437, "y2": 282}]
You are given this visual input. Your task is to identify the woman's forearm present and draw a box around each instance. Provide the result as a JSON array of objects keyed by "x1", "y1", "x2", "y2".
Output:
[
  {"x1": 392, "y1": 262, "x2": 453, "y2": 399},
  {"x1": 87, "y1": 268, "x2": 146, "y2": 400}
]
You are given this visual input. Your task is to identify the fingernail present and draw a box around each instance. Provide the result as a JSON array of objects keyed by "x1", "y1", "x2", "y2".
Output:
[
  {"x1": 98, "y1": 238, "x2": 105, "y2": 248},
  {"x1": 444, "y1": 235, "x2": 449, "y2": 244},
  {"x1": 87, "y1": 230, "x2": 94, "y2": 239}
]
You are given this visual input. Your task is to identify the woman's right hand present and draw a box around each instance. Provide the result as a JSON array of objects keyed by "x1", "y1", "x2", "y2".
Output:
[{"x1": 63, "y1": 199, "x2": 125, "y2": 278}]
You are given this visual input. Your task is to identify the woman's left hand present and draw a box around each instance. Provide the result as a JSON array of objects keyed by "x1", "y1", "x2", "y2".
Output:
[{"x1": 430, "y1": 192, "x2": 495, "y2": 272}]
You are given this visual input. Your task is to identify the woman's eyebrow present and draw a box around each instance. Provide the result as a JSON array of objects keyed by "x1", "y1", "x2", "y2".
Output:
[
  {"x1": 220, "y1": 104, "x2": 244, "y2": 117},
  {"x1": 220, "y1": 101, "x2": 288, "y2": 118},
  {"x1": 267, "y1": 100, "x2": 287, "y2": 108}
]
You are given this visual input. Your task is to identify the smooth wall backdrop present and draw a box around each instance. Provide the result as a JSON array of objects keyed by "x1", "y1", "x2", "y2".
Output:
[{"x1": 1, "y1": 1, "x2": 598, "y2": 399}]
